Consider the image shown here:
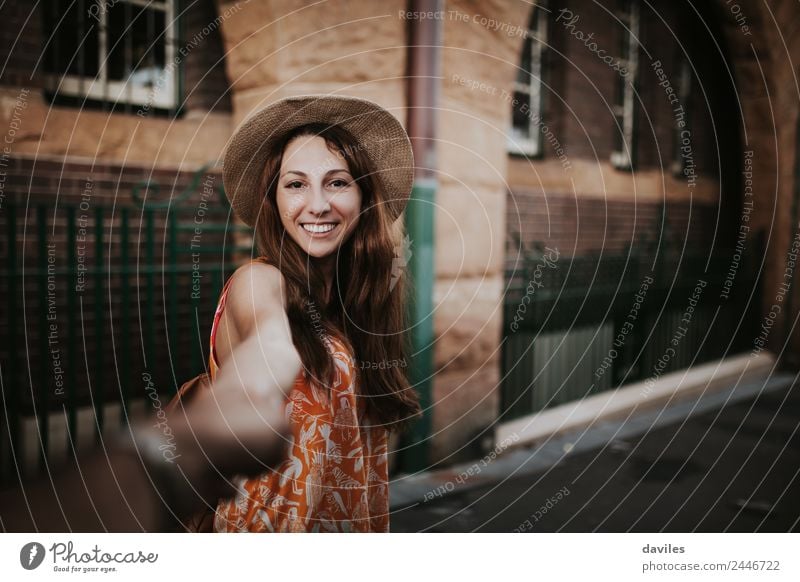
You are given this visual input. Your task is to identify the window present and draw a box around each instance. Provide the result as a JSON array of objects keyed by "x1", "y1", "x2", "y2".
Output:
[
  {"x1": 508, "y1": 1, "x2": 549, "y2": 157},
  {"x1": 610, "y1": 0, "x2": 640, "y2": 170},
  {"x1": 42, "y1": 0, "x2": 179, "y2": 113}
]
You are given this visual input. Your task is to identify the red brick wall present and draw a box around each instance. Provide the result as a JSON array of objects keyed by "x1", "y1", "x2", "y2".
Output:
[{"x1": 506, "y1": 190, "x2": 719, "y2": 262}]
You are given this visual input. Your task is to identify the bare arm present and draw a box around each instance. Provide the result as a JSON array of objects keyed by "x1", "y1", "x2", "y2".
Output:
[{"x1": 171, "y1": 261, "x2": 302, "y2": 488}]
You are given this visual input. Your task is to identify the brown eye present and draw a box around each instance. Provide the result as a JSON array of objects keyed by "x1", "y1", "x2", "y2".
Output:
[
  {"x1": 286, "y1": 181, "x2": 304, "y2": 189},
  {"x1": 330, "y1": 179, "x2": 349, "y2": 188}
]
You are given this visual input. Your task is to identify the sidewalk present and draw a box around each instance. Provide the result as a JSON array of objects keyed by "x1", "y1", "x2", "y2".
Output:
[{"x1": 389, "y1": 365, "x2": 799, "y2": 532}]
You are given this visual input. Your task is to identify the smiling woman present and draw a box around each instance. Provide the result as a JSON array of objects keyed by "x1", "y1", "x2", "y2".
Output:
[{"x1": 202, "y1": 95, "x2": 422, "y2": 532}]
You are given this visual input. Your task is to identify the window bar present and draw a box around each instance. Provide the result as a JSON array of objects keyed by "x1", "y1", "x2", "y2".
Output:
[
  {"x1": 166, "y1": 0, "x2": 178, "y2": 115},
  {"x1": 125, "y1": 1, "x2": 133, "y2": 114},
  {"x1": 611, "y1": 0, "x2": 639, "y2": 170},
  {"x1": 529, "y1": 2, "x2": 548, "y2": 156},
  {"x1": 98, "y1": 0, "x2": 109, "y2": 110},
  {"x1": 148, "y1": 4, "x2": 156, "y2": 114},
  {"x1": 78, "y1": 0, "x2": 86, "y2": 98}
]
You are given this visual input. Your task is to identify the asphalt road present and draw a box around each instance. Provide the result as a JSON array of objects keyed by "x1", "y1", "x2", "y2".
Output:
[{"x1": 390, "y1": 375, "x2": 800, "y2": 532}]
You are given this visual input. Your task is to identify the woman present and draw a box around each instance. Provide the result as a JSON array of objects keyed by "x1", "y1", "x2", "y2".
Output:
[{"x1": 208, "y1": 95, "x2": 421, "y2": 532}]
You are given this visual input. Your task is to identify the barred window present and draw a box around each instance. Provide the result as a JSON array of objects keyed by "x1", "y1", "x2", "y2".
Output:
[
  {"x1": 508, "y1": 1, "x2": 549, "y2": 157},
  {"x1": 610, "y1": 0, "x2": 640, "y2": 170},
  {"x1": 42, "y1": 0, "x2": 179, "y2": 114}
]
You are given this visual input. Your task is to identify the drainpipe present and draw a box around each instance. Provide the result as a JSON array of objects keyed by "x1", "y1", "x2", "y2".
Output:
[{"x1": 398, "y1": 0, "x2": 441, "y2": 473}]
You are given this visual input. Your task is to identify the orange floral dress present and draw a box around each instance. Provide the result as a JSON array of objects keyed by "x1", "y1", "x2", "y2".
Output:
[{"x1": 208, "y1": 261, "x2": 390, "y2": 532}]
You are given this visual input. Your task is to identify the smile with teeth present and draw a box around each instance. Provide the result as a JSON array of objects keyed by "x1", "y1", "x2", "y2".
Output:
[{"x1": 301, "y1": 222, "x2": 338, "y2": 234}]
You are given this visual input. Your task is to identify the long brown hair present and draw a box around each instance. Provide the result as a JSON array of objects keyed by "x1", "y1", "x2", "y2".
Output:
[{"x1": 253, "y1": 122, "x2": 421, "y2": 432}]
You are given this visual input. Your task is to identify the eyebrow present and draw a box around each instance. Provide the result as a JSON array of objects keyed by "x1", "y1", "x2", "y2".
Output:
[{"x1": 281, "y1": 169, "x2": 351, "y2": 178}]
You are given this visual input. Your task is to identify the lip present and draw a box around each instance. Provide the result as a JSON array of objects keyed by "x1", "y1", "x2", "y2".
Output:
[{"x1": 299, "y1": 222, "x2": 340, "y2": 238}]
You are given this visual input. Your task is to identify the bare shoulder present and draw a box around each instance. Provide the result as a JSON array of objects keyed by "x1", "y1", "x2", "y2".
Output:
[{"x1": 224, "y1": 261, "x2": 288, "y2": 339}]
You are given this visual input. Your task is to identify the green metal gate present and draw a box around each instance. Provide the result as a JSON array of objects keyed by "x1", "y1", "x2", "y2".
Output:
[{"x1": 0, "y1": 167, "x2": 253, "y2": 484}]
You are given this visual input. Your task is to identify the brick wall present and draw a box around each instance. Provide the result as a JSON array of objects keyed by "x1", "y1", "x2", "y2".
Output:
[
  {"x1": 506, "y1": 189, "x2": 720, "y2": 262},
  {"x1": 0, "y1": 1, "x2": 44, "y2": 90}
]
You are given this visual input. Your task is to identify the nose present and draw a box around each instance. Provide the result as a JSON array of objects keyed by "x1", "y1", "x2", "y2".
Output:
[{"x1": 307, "y1": 182, "x2": 331, "y2": 216}]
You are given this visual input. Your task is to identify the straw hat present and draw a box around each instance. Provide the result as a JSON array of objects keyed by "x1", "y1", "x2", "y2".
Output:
[{"x1": 222, "y1": 94, "x2": 414, "y2": 227}]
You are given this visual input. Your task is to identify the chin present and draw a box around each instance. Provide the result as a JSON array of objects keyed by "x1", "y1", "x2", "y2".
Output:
[{"x1": 305, "y1": 248, "x2": 335, "y2": 259}]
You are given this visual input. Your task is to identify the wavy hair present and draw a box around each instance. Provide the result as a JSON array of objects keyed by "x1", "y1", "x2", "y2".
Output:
[{"x1": 253, "y1": 122, "x2": 421, "y2": 432}]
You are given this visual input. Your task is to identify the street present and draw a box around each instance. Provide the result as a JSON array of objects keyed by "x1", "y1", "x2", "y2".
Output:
[{"x1": 391, "y1": 373, "x2": 800, "y2": 532}]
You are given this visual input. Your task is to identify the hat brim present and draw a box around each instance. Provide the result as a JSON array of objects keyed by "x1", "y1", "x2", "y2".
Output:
[{"x1": 222, "y1": 95, "x2": 414, "y2": 228}]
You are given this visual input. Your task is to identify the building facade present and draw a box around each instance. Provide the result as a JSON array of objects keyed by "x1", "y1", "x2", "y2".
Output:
[{"x1": 1, "y1": 0, "x2": 797, "y2": 472}]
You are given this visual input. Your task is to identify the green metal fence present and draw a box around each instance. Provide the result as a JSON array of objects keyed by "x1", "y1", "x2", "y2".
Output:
[
  {"x1": 500, "y1": 237, "x2": 764, "y2": 421},
  {"x1": 0, "y1": 170, "x2": 253, "y2": 484}
]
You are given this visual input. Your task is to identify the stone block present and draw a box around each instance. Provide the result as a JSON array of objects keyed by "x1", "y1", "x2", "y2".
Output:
[
  {"x1": 434, "y1": 182, "x2": 506, "y2": 278},
  {"x1": 433, "y1": 274, "x2": 503, "y2": 371}
]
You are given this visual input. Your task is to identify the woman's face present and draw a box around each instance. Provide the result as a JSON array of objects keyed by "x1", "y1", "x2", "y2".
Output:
[{"x1": 275, "y1": 135, "x2": 362, "y2": 259}]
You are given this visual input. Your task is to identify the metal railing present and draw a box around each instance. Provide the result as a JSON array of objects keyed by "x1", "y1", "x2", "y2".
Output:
[
  {"x1": 0, "y1": 172, "x2": 253, "y2": 483},
  {"x1": 500, "y1": 237, "x2": 763, "y2": 421}
]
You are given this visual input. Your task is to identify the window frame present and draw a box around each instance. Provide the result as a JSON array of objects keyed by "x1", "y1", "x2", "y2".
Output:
[
  {"x1": 508, "y1": 1, "x2": 549, "y2": 157},
  {"x1": 44, "y1": 0, "x2": 179, "y2": 111},
  {"x1": 610, "y1": 0, "x2": 640, "y2": 170}
]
